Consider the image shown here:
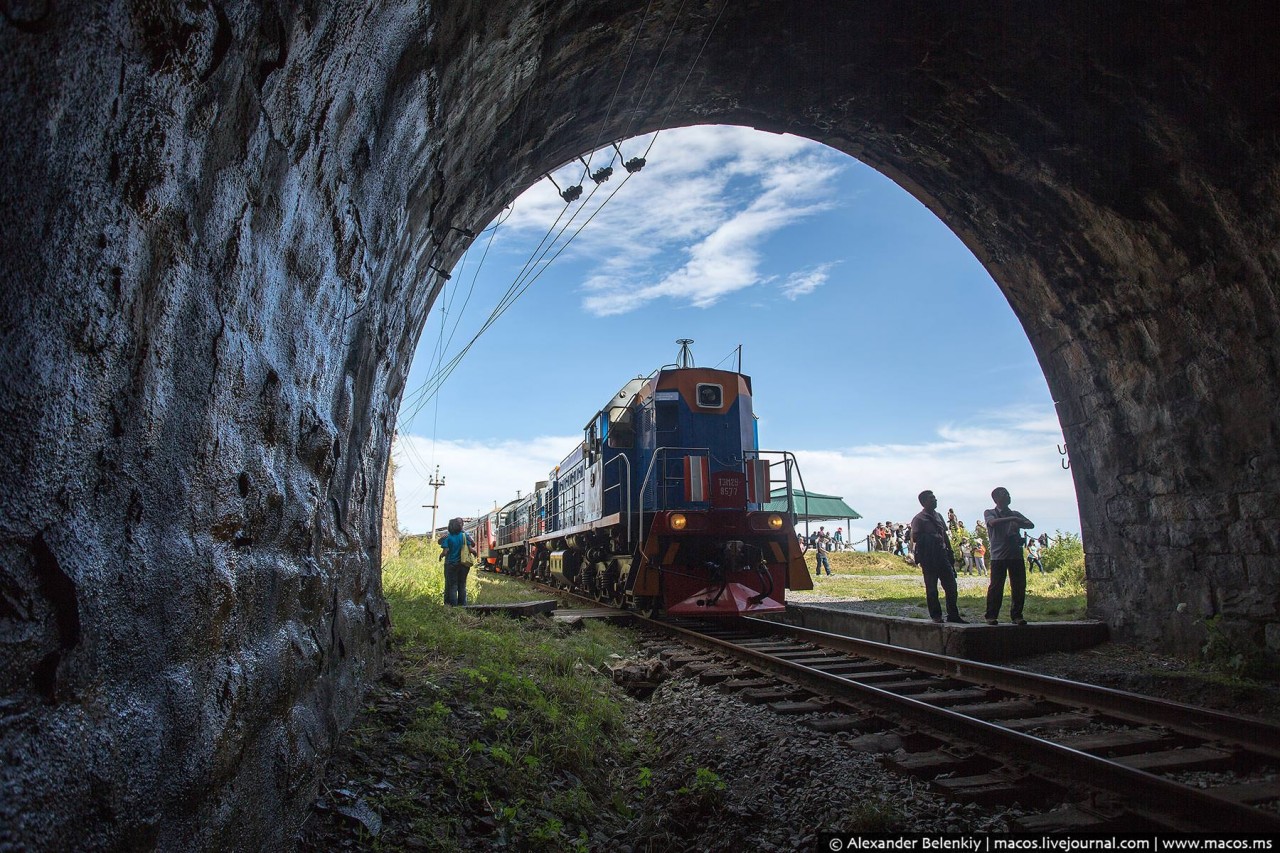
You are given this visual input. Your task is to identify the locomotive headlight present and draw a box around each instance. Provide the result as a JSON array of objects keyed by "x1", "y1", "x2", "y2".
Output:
[
  {"x1": 748, "y1": 512, "x2": 787, "y2": 531},
  {"x1": 669, "y1": 513, "x2": 688, "y2": 530}
]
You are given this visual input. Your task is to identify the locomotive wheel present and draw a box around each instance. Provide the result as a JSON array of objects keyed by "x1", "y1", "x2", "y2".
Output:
[{"x1": 602, "y1": 558, "x2": 622, "y2": 604}]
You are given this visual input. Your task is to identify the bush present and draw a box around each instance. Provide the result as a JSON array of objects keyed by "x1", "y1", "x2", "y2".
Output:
[
  {"x1": 1198, "y1": 615, "x2": 1280, "y2": 680},
  {"x1": 1040, "y1": 531, "x2": 1082, "y2": 572},
  {"x1": 1040, "y1": 531, "x2": 1085, "y2": 593},
  {"x1": 399, "y1": 534, "x2": 438, "y2": 561}
]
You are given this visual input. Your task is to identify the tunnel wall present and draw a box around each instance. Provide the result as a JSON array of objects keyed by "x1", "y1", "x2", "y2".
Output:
[
  {"x1": 0, "y1": 3, "x2": 437, "y2": 847},
  {"x1": 2, "y1": 0, "x2": 1277, "y2": 847}
]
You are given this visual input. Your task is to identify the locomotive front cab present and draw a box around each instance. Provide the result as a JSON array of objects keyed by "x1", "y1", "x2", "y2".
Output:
[
  {"x1": 628, "y1": 366, "x2": 812, "y2": 616},
  {"x1": 498, "y1": 351, "x2": 812, "y2": 615}
]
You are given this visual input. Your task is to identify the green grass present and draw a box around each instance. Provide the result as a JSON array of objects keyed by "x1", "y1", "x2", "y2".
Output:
[
  {"x1": 794, "y1": 536, "x2": 1088, "y2": 622},
  {"x1": 330, "y1": 553, "x2": 643, "y2": 850}
]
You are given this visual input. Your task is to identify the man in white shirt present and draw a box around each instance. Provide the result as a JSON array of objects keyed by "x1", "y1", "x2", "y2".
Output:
[{"x1": 983, "y1": 487, "x2": 1035, "y2": 625}]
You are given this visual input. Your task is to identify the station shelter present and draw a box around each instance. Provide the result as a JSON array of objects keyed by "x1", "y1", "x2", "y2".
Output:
[{"x1": 762, "y1": 488, "x2": 862, "y2": 546}]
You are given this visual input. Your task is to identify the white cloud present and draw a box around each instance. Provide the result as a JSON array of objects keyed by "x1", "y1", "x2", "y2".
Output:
[
  {"x1": 785, "y1": 405, "x2": 1080, "y2": 545},
  {"x1": 490, "y1": 126, "x2": 845, "y2": 316},
  {"x1": 780, "y1": 262, "x2": 837, "y2": 300},
  {"x1": 391, "y1": 404, "x2": 1081, "y2": 544},
  {"x1": 392, "y1": 433, "x2": 578, "y2": 534}
]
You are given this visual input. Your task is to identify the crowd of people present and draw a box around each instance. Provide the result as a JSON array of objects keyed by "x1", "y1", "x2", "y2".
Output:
[
  {"x1": 799, "y1": 526, "x2": 846, "y2": 550},
  {"x1": 857, "y1": 511, "x2": 1049, "y2": 575},
  {"x1": 867, "y1": 521, "x2": 910, "y2": 557}
]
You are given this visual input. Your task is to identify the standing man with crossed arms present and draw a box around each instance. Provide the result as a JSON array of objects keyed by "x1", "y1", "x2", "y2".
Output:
[{"x1": 983, "y1": 487, "x2": 1036, "y2": 625}]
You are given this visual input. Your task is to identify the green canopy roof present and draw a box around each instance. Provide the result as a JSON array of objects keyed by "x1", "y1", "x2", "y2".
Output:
[{"x1": 764, "y1": 488, "x2": 862, "y2": 522}]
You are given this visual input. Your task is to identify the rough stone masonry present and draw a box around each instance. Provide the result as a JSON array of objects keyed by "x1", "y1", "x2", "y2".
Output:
[{"x1": 1, "y1": 1, "x2": 1276, "y2": 848}]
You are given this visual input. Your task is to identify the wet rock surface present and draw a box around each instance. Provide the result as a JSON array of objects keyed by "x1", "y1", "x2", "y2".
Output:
[{"x1": 3, "y1": 1, "x2": 1279, "y2": 846}]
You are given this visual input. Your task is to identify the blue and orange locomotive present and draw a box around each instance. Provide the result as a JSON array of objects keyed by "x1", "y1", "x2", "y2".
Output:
[{"x1": 469, "y1": 345, "x2": 813, "y2": 616}]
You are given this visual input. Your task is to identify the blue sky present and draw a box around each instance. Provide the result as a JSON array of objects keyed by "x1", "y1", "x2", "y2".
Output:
[{"x1": 392, "y1": 125, "x2": 1079, "y2": 543}]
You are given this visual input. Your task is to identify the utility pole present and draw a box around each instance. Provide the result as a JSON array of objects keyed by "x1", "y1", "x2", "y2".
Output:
[{"x1": 423, "y1": 466, "x2": 445, "y2": 536}]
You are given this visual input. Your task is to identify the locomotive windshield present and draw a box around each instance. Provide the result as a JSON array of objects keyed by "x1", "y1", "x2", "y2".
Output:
[{"x1": 695, "y1": 383, "x2": 722, "y2": 408}]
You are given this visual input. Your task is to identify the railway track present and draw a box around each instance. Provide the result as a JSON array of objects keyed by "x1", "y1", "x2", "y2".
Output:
[
  {"x1": 530, "y1": 582, "x2": 1280, "y2": 832},
  {"x1": 647, "y1": 614, "x2": 1280, "y2": 833}
]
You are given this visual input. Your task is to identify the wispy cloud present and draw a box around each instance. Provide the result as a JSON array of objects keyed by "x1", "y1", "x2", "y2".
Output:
[
  {"x1": 392, "y1": 434, "x2": 578, "y2": 534},
  {"x1": 392, "y1": 404, "x2": 1080, "y2": 543},
  {"x1": 492, "y1": 126, "x2": 845, "y2": 316},
  {"x1": 780, "y1": 262, "x2": 837, "y2": 300},
  {"x1": 784, "y1": 404, "x2": 1079, "y2": 543}
]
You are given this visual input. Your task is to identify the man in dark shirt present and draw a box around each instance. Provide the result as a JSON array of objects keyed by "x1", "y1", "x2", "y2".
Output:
[
  {"x1": 909, "y1": 490, "x2": 965, "y2": 623},
  {"x1": 982, "y1": 487, "x2": 1035, "y2": 625}
]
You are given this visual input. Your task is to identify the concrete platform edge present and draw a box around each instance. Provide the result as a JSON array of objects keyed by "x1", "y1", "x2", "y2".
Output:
[{"x1": 765, "y1": 604, "x2": 1108, "y2": 662}]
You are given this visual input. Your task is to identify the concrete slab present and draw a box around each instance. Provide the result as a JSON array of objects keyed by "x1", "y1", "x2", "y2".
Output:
[
  {"x1": 463, "y1": 599, "x2": 559, "y2": 617},
  {"x1": 551, "y1": 607, "x2": 631, "y2": 624},
  {"x1": 773, "y1": 603, "x2": 1108, "y2": 661}
]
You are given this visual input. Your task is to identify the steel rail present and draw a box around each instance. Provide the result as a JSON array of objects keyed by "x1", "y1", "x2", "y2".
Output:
[
  {"x1": 740, "y1": 617, "x2": 1280, "y2": 761},
  {"x1": 638, "y1": 616, "x2": 1280, "y2": 833}
]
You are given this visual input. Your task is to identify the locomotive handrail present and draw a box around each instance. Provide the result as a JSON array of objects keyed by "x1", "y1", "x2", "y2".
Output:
[
  {"x1": 638, "y1": 448, "x2": 809, "y2": 538},
  {"x1": 788, "y1": 452, "x2": 809, "y2": 526},
  {"x1": 745, "y1": 450, "x2": 808, "y2": 526},
  {"x1": 636, "y1": 446, "x2": 710, "y2": 544},
  {"x1": 601, "y1": 453, "x2": 632, "y2": 546}
]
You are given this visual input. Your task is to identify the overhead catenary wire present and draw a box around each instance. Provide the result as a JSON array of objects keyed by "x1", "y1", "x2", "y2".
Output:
[
  {"x1": 398, "y1": 0, "x2": 687, "y2": 423},
  {"x1": 400, "y1": 168, "x2": 641, "y2": 413},
  {"x1": 397, "y1": 183, "x2": 583, "y2": 428},
  {"x1": 398, "y1": 207, "x2": 512, "y2": 426},
  {"x1": 398, "y1": 151, "x2": 632, "y2": 426},
  {"x1": 620, "y1": 0, "x2": 691, "y2": 145},
  {"x1": 579, "y1": 0, "x2": 658, "y2": 176},
  {"x1": 395, "y1": 207, "x2": 512, "y2": 508}
]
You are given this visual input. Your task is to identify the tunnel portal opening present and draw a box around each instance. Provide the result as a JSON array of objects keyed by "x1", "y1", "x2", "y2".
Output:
[
  {"x1": 2, "y1": 2, "x2": 1277, "y2": 847},
  {"x1": 389, "y1": 124, "x2": 1083, "y2": 607}
]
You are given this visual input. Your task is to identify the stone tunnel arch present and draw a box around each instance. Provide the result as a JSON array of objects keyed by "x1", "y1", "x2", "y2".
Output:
[
  {"x1": 427, "y1": 2, "x2": 1280, "y2": 659},
  {"x1": 2, "y1": 1, "x2": 1276, "y2": 847}
]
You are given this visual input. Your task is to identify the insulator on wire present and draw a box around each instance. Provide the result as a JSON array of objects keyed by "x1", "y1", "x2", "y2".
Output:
[
  {"x1": 577, "y1": 155, "x2": 612, "y2": 185},
  {"x1": 613, "y1": 142, "x2": 647, "y2": 174},
  {"x1": 545, "y1": 172, "x2": 583, "y2": 204}
]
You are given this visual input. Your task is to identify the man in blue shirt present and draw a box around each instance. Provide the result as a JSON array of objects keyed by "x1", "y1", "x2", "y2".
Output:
[
  {"x1": 983, "y1": 487, "x2": 1035, "y2": 625},
  {"x1": 438, "y1": 517, "x2": 477, "y2": 606}
]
